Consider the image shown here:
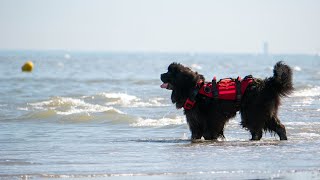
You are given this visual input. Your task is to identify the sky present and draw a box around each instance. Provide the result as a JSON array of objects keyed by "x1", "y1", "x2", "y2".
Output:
[{"x1": 0, "y1": 0, "x2": 319, "y2": 54}]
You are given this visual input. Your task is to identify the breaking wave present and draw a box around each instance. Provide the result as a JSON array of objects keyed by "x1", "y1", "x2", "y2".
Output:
[
  {"x1": 20, "y1": 96, "x2": 128, "y2": 122},
  {"x1": 85, "y1": 92, "x2": 169, "y2": 107},
  {"x1": 25, "y1": 92, "x2": 169, "y2": 116},
  {"x1": 291, "y1": 86, "x2": 320, "y2": 97},
  {"x1": 19, "y1": 93, "x2": 174, "y2": 124},
  {"x1": 130, "y1": 116, "x2": 186, "y2": 127},
  {"x1": 28, "y1": 97, "x2": 123, "y2": 115}
]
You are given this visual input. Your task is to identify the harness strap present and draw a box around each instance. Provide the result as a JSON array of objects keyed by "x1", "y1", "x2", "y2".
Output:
[
  {"x1": 184, "y1": 98, "x2": 196, "y2": 110},
  {"x1": 183, "y1": 81, "x2": 203, "y2": 110},
  {"x1": 235, "y1": 76, "x2": 242, "y2": 105},
  {"x1": 211, "y1": 76, "x2": 218, "y2": 99}
]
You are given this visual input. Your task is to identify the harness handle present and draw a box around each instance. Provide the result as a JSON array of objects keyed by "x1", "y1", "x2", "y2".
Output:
[{"x1": 218, "y1": 77, "x2": 236, "y2": 82}]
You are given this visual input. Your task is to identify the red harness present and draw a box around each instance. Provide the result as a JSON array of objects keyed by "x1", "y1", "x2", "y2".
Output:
[{"x1": 183, "y1": 75, "x2": 254, "y2": 110}]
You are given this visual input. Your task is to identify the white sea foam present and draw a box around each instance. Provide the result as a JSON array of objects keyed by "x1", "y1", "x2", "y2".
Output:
[
  {"x1": 291, "y1": 87, "x2": 320, "y2": 97},
  {"x1": 291, "y1": 97, "x2": 314, "y2": 107},
  {"x1": 297, "y1": 132, "x2": 320, "y2": 137},
  {"x1": 99, "y1": 92, "x2": 169, "y2": 107},
  {"x1": 29, "y1": 97, "x2": 123, "y2": 115},
  {"x1": 27, "y1": 93, "x2": 169, "y2": 119},
  {"x1": 130, "y1": 116, "x2": 186, "y2": 127},
  {"x1": 191, "y1": 63, "x2": 202, "y2": 70},
  {"x1": 99, "y1": 92, "x2": 138, "y2": 106},
  {"x1": 293, "y1": 66, "x2": 302, "y2": 71},
  {"x1": 285, "y1": 122, "x2": 320, "y2": 126},
  {"x1": 149, "y1": 97, "x2": 167, "y2": 106},
  {"x1": 64, "y1": 53, "x2": 71, "y2": 59},
  {"x1": 17, "y1": 107, "x2": 28, "y2": 111}
]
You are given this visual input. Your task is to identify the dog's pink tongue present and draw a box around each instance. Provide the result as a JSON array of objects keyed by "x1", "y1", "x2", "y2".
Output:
[{"x1": 160, "y1": 83, "x2": 169, "y2": 89}]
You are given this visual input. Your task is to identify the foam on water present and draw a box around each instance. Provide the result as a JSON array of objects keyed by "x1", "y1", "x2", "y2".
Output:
[
  {"x1": 92, "y1": 92, "x2": 169, "y2": 107},
  {"x1": 298, "y1": 132, "x2": 320, "y2": 137},
  {"x1": 28, "y1": 97, "x2": 123, "y2": 115},
  {"x1": 22, "y1": 107, "x2": 135, "y2": 123},
  {"x1": 191, "y1": 63, "x2": 202, "y2": 70},
  {"x1": 286, "y1": 122, "x2": 320, "y2": 126},
  {"x1": 293, "y1": 66, "x2": 302, "y2": 71},
  {"x1": 291, "y1": 97, "x2": 314, "y2": 107},
  {"x1": 131, "y1": 116, "x2": 185, "y2": 127},
  {"x1": 291, "y1": 86, "x2": 320, "y2": 97},
  {"x1": 98, "y1": 92, "x2": 138, "y2": 106}
]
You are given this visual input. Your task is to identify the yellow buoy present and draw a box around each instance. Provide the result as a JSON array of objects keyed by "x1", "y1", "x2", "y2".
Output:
[{"x1": 22, "y1": 61, "x2": 34, "y2": 72}]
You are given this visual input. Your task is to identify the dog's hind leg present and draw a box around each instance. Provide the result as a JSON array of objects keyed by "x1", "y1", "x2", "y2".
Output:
[
  {"x1": 240, "y1": 109, "x2": 263, "y2": 140},
  {"x1": 276, "y1": 125, "x2": 287, "y2": 140},
  {"x1": 266, "y1": 116, "x2": 288, "y2": 140},
  {"x1": 250, "y1": 129, "x2": 263, "y2": 141}
]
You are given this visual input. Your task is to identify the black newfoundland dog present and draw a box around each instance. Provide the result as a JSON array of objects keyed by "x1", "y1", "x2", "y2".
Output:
[{"x1": 160, "y1": 61, "x2": 293, "y2": 141}]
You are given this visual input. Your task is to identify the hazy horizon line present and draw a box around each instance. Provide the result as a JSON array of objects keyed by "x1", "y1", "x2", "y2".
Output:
[{"x1": 0, "y1": 48, "x2": 319, "y2": 57}]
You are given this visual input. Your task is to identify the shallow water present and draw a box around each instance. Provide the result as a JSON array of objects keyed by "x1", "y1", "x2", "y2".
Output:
[{"x1": 0, "y1": 51, "x2": 320, "y2": 179}]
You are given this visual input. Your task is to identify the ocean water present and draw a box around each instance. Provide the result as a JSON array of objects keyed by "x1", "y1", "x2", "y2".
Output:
[{"x1": 0, "y1": 51, "x2": 320, "y2": 179}]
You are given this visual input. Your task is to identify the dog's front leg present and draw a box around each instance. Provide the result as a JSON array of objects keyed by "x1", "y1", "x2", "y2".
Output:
[
  {"x1": 185, "y1": 111, "x2": 204, "y2": 140},
  {"x1": 187, "y1": 120, "x2": 203, "y2": 140},
  {"x1": 191, "y1": 129, "x2": 203, "y2": 140}
]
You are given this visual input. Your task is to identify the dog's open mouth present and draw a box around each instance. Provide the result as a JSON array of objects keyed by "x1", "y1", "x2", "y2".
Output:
[
  {"x1": 160, "y1": 83, "x2": 168, "y2": 89},
  {"x1": 160, "y1": 83, "x2": 172, "y2": 90}
]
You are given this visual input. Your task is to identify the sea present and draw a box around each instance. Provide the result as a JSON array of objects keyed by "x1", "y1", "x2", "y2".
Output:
[{"x1": 0, "y1": 51, "x2": 319, "y2": 179}]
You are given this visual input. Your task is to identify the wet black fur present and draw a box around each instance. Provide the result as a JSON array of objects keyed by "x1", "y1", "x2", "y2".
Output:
[{"x1": 160, "y1": 62, "x2": 293, "y2": 141}]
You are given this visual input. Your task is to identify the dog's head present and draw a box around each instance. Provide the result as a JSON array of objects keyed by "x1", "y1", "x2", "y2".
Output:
[{"x1": 160, "y1": 63, "x2": 204, "y2": 109}]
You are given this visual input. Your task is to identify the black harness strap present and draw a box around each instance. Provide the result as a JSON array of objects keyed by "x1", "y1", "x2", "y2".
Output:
[
  {"x1": 211, "y1": 77, "x2": 218, "y2": 99},
  {"x1": 235, "y1": 76, "x2": 242, "y2": 106}
]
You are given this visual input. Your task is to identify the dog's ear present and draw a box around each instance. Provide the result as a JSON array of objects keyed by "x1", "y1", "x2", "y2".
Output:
[
  {"x1": 198, "y1": 74, "x2": 205, "y2": 81},
  {"x1": 175, "y1": 68, "x2": 199, "y2": 89},
  {"x1": 171, "y1": 90, "x2": 185, "y2": 109},
  {"x1": 171, "y1": 91, "x2": 176, "y2": 103}
]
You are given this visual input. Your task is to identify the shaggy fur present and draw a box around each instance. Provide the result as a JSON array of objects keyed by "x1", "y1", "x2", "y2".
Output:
[{"x1": 160, "y1": 61, "x2": 293, "y2": 141}]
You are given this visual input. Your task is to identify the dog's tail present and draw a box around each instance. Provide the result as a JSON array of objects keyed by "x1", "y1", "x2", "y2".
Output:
[{"x1": 268, "y1": 61, "x2": 294, "y2": 97}]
